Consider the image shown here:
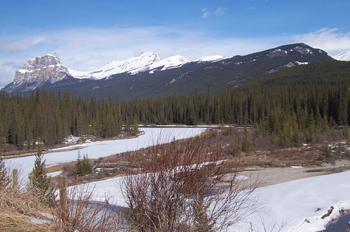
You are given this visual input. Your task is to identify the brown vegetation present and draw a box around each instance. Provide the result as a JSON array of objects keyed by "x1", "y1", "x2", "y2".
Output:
[
  {"x1": 0, "y1": 160, "x2": 56, "y2": 231},
  {"x1": 51, "y1": 127, "x2": 350, "y2": 188},
  {"x1": 0, "y1": 157, "x2": 123, "y2": 231},
  {"x1": 51, "y1": 177, "x2": 123, "y2": 232},
  {"x1": 121, "y1": 136, "x2": 258, "y2": 231}
]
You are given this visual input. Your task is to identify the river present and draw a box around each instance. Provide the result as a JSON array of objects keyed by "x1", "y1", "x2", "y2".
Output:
[
  {"x1": 323, "y1": 213, "x2": 350, "y2": 232},
  {"x1": 4, "y1": 126, "x2": 206, "y2": 181}
]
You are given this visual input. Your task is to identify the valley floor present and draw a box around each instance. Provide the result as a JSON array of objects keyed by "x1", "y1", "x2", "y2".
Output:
[{"x1": 3, "y1": 126, "x2": 350, "y2": 232}]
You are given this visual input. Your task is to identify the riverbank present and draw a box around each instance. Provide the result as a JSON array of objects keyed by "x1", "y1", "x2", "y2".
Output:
[
  {"x1": 1, "y1": 124, "x2": 217, "y2": 160},
  {"x1": 238, "y1": 159, "x2": 350, "y2": 188},
  {"x1": 1, "y1": 132, "x2": 144, "y2": 160}
]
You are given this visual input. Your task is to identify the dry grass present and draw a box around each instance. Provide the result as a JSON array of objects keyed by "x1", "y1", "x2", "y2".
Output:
[
  {"x1": 0, "y1": 209, "x2": 56, "y2": 232},
  {"x1": 0, "y1": 188, "x2": 47, "y2": 219},
  {"x1": 0, "y1": 162, "x2": 124, "y2": 231},
  {"x1": 0, "y1": 166, "x2": 56, "y2": 231}
]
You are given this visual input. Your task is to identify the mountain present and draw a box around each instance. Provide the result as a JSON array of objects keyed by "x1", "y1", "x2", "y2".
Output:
[
  {"x1": 5, "y1": 52, "x2": 219, "y2": 93},
  {"x1": 333, "y1": 51, "x2": 350, "y2": 61},
  {"x1": 4, "y1": 43, "x2": 334, "y2": 100},
  {"x1": 69, "y1": 52, "x2": 193, "y2": 80},
  {"x1": 5, "y1": 53, "x2": 69, "y2": 92}
]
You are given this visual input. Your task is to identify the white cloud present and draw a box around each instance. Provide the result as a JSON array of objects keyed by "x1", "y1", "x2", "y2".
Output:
[
  {"x1": 214, "y1": 7, "x2": 227, "y2": 16},
  {"x1": 1, "y1": 61, "x2": 19, "y2": 69},
  {"x1": 294, "y1": 28, "x2": 350, "y2": 55},
  {"x1": 202, "y1": 11, "x2": 211, "y2": 18},
  {"x1": 202, "y1": 7, "x2": 226, "y2": 18},
  {"x1": 48, "y1": 27, "x2": 283, "y2": 71},
  {"x1": 0, "y1": 68, "x2": 15, "y2": 89},
  {"x1": 0, "y1": 36, "x2": 45, "y2": 53},
  {"x1": 249, "y1": 6, "x2": 256, "y2": 10}
]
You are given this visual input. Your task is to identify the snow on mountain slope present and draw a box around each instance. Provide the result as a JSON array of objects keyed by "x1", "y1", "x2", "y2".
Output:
[
  {"x1": 194, "y1": 55, "x2": 225, "y2": 63},
  {"x1": 5, "y1": 51, "x2": 223, "y2": 93},
  {"x1": 70, "y1": 52, "x2": 191, "y2": 79},
  {"x1": 333, "y1": 51, "x2": 350, "y2": 61},
  {"x1": 134, "y1": 54, "x2": 190, "y2": 75},
  {"x1": 14, "y1": 53, "x2": 68, "y2": 84}
]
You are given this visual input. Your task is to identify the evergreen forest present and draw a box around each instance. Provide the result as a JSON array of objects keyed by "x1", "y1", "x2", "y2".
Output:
[{"x1": 1, "y1": 60, "x2": 350, "y2": 150}]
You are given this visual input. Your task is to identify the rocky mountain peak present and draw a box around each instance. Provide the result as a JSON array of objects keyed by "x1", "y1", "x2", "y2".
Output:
[
  {"x1": 7, "y1": 53, "x2": 69, "y2": 92},
  {"x1": 21, "y1": 53, "x2": 62, "y2": 71}
]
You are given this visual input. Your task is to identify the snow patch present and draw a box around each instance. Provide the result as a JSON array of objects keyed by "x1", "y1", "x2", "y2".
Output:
[
  {"x1": 28, "y1": 216, "x2": 51, "y2": 225},
  {"x1": 63, "y1": 135, "x2": 81, "y2": 144},
  {"x1": 333, "y1": 51, "x2": 350, "y2": 61},
  {"x1": 194, "y1": 55, "x2": 225, "y2": 63},
  {"x1": 295, "y1": 61, "x2": 309, "y2": 65},
  {"x1": 47, "y1": 170, "x2": 62, "y2": 177},
  {"x1": 236, "y1": 175, "x2": 250, "y2": 180}
]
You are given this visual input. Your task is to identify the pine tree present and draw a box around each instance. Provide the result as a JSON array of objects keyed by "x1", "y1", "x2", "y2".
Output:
[
  {"x1": 82, "y1": 154, "x2": 92, "y2": 175},
  {"x1": 76, "y1": 152, "x2": 92, "y2": 176},
  {"x1": 29, "y1": 143, "x2": 54, "y2": 205},
  {"x1": 324, "y1": 144, "x2": 332, "y2": 158},
  {"x1": 231, "y1": 136, "x2": 241, "y2": 157},
  {"x1": 132, "y1": 117, "x2": 139, "y2": 135},
  {"x1": 76, "y1": 151, "x2": 83, "y2": 176},
  {"x1": 241, "y1": 127, "x2": 251, "y2": 152}
]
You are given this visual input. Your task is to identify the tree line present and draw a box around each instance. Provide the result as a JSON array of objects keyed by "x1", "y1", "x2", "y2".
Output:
[
  {"x1": 0, "y1": 89, "x2": 123, "y2": 149},
  {"x1": 0, "y1": 79, "x2": 349, "y2": 150}
]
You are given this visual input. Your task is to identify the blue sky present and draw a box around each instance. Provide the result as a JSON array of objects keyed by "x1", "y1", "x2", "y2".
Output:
[{"x1": 1, "y1": 0, "x2": 350, "y2": 88}]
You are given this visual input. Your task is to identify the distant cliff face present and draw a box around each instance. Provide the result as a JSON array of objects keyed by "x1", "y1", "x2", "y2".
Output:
[{"x1": 6, "y1": 53, "x2": 69, "y2": 92}]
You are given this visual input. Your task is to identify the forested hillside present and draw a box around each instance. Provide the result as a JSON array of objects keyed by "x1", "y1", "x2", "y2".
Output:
[{"x1": 1, "y1": 60, "x2": 349, "y2": 150}]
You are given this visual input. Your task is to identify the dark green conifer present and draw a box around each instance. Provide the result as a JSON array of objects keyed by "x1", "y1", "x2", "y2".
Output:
[
  {"x1": 29, "y1": 143, "x2": 54, "y2": 205},
  {"x1": 241, "y1": 127, "x2": 251, "y2": 152},
  {"x1": 76, "y1": 151, "x2": 92, "y2": 176}
]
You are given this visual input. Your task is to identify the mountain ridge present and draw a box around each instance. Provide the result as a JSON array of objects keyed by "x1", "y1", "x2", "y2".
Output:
[{"x1": 4, "y1": 43, "x2": 335, "y2": 100}]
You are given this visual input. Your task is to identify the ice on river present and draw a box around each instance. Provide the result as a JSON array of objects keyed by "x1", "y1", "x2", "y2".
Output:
[{"x1": 4, "y1": 127, "x2": 206, "y2": 182}]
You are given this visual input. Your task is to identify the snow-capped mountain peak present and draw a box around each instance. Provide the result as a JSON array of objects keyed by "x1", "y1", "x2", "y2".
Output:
[
  {"x1": 21, "y1": 53, "x2": 61, "y2": 71},
  {"x1": 194, "y1": 55, "x2": 225, "y2": 63},
  {"x1": 70, "y1": 52, "x2": 190, "y2": 79},
  {"x1": 13, "y1": 53, "x2": 68, "y2": 85},
  {"x1": 333, "y1": 51, "x2": 350, "y2": 61}
]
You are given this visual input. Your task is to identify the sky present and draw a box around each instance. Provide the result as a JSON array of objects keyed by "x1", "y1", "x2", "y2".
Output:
[{"x1": 1, "y1": 0, "x2": 350, "y2": 88}]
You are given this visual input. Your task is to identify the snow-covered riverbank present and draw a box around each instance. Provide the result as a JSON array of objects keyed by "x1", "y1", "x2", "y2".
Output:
[
  {"x1": 4, "y1": 127, "x2": 206, "y2": 181},
  {"x1": 4, "y1": 126, "x2": 350, "y2": 231},
  {"x1": 81, "y1": 166, "x2": 350, "y2": 232}
]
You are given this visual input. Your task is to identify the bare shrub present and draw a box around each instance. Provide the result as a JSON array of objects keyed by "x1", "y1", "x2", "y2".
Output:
[
  {"x1": 52, "y1": 178, "x2": 123, "y2": 232},
  {"x1": 122, "y1": 136, "x2": 258, "y2": 231}
]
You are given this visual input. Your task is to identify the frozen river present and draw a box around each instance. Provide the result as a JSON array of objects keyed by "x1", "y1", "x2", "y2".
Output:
[{"x1": 4, "y1": 126, "x2": 206, "y2": 181}]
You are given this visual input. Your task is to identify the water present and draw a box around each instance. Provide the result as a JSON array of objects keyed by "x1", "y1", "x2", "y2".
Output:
[{"x1": 323, "y1": 213, "x2": 350, "y2": 232}]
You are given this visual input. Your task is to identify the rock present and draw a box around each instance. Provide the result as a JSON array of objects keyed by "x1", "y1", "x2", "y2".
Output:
[
  {"x1": 21, "y1": 53, "x2": 61, "y2": 71},
  {"x1": 6, "y1": 53, "x2": 69, "y2": 92}
]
